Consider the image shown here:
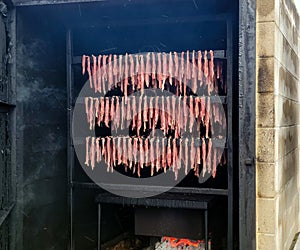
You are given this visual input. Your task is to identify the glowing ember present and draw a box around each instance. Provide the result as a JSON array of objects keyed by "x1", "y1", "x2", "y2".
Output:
[{"x1": 155, "y1": 236, "x2": 211, "y2": 250}]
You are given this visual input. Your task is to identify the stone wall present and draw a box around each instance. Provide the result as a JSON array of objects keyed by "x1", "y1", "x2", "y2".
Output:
[{"x1": 256, "y1": 0, "x2": 300, "y2": 249}]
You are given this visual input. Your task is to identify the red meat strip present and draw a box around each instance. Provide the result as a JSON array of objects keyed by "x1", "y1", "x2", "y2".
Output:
[
  {"x1": 96, "y1": 138, "x2": 101, "y2": 163},
  {"x1": 196, "y1": 143, "x2": 201, "y2": 177},
  {"x1": 94, "y1": 97, "x2": 99, "y2": 124},
  {"x1": 102, "y1": 55, "x2": 108, "y2": 92},
  {"x1": 151, "y1": 52, "x2": 157, "y2": 88},
  {"x1": 166, "y1": 96, "x2": 171, "y2": 130},
  {"x1": 169, "y1": 52, "x2": 173, "y2": 85},
  {"x1": 140, "y1": 55, "x2": 145, "y2": 94},
  {"x1": 115, "y1": 96, "x2": 120, "y2": 130},
  {"x1": 200, "y1": 97, "x2": 206, "y2": 122},
  {"x1": 156, "y1": 138, "x2": 160, "y2": 173},
  {"x1": 129, "y1": 54, "x2": 135, "y2": 90},
  {"x1": 157, "y1": 53, "x2": 163, "y2": 90},
  {"x1": 91, "y1": 137, "x2": 95, "y2": 170},
  {"x1": 180, "y1": 52, "x2": 184, "y2": 94},
  {"x1": 85, "y1": 136, "x2": 90, "y2": 166},
  {"x1": 145, "y1": 52, "x2": 151, "y2": 87},
  {"x1": 198, "y1": 51, "x2": 203, "y2": 86},
  {"x1": 132, "y1": 96, "x2": 137, "y2": 130},
  {"x1": 172, "y1": 96, "x2": 176, "y2": 130},
  {"x1": 99, "y1": 98, "x2": 105, "y2": 126},
  {"x1": 122, "y1": 137, "x2": 127, "y2": 169},
  {"x1": 101, "y1": 138, "x2": 106, "y2": 160},
  {"x1": 204, "y1": 50, "x2": 209, "y2": 79},
  {"x1": 126, "y1": 96, "x2": 131, "y2": 128},
  {"x1": 194, "y1": 97, "x2": 199, "y2": 119},
  {"x1": 161, "y1": 96, "x2": 166, "y2": 134},
  {"x1": 137, "y1": 97, "x2": 142, "y2": 136},
  {"x1": 143, "y1": 96, "x2": 148, "y2": 131},
  {"x1": 190, "y1": 137, "x2": 195, "y2": 169},
  {"x1": 206, "y1": 139, "x2": 212, "y2": 173},
  {"x1": 150, "y1": 138, "x2": 155, "y2": 175},
  {"x1": 97, "y1": 55, "x2": 102, "y2": 93},
  {"x1": 108, "y1": 54, "x2": 113, "y2": 88},
  {"x1": 189, "y1": 96, "x2": 194, "y2": 133},
  {"x1": 104, "y1": 97, "x2": 110, "y2": 128},
  {"x1": 89, "y1": 97, "x2": 94, "y2": 130},
  {"x1": 162, "y1": 53, "x2": 168, "y2": 88},
  {"x1": 202, "y1": 138, "x2": 206, "y2": 176},
  {"x1": 209, "y1": 50, "x2": 215, "y2": 83},
  {"x1": 121, "y1": 98, "x2": 125, "y2": 130},
  {"x1": 172, "y1": 138, "x2": 177, "y2": 171},
  {"x1": 118, "y1": 54, "x2": 123, "y2": 82},
  {"x1": 167, "y1": 138, "x2": 172, "y2": 168},
  {"x1": 85, "y1": 97, "x2": 90, "y2": 123},
  {"x1": 124, "y1": 53, "x2": 129, "y2": 97},
  {"x1": 135, "y1": 54, "x2": 140, "y2": 90},
  {"x1": 117, "y1": 137, "x2": 122, "y2": 165},
  {"x1": 128, "y1": 137, "x2": 133, "y2": 169},
  {"x1": 184, "y1": 138, "x2": 189, "y2": 175},
  {"x1": 154, "y1": 96, "x2": 159, "y2": 131},
  {"x1": 205, "y1": 98, "x2": 211, "y2": 138},
  {"x1": 92, "y1": 55, "x2": 97, "y2": 92},
  {"x1": 106, "y1": 137, "x2": 111, "y2": 172},
  {"x1": 149, "y1": 97, "x2": 154, "y2": 130},
  {"x1": 110, "y1": 97, "x2": 115, "y2": 129},
  {"x1": 212, "y1": 147, "x2": 217, "y2": 178},
  {"x1": 144, "y1": 138, "x2": 149, "y2": 167},
  {"x1": 183, "y1": 96, "x2": 188, "y2": 131},
  {"x1": 87, "y1": 56, "x2": 92, "y2": 88},
  {"x1": 112, "y1": 137, "x2": 116, "y2": 168},
  {"x1": 139, "y1": 137, "x2": 144, "y2": 169},
  {"x1": 162, "y1": 138, "x2": 167, "y2": 173},
  {"x1": 186, "y1": 50, "x2": 191, "y2": 80},
  {"x1": 113, "y1": 54, "x2": 118, "y2": 86},
  {"x1": 82, "y1": 55, "x2": 86, "y2": 75}
]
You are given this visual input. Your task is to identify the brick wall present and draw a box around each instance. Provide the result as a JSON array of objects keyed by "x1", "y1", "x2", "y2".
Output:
[{"x1": 256, "y1": 0, "x2": 300, "y2": 249}]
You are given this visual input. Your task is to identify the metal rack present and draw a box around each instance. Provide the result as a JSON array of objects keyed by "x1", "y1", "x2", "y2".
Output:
[{"x1": 66, "y1": 14, "x2": 233, "y2": 250}]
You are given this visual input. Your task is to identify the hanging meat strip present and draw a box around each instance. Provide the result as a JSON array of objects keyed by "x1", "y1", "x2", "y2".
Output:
[
  {"x1": 162, "y1": 53, "x2": 167, "y2": 88},
  {"x1": 133, "y1": 137, "x2": 138, "y2": 169},
  {"x1": 150, "y1": 138, "x2": 155, "y2": 176},
  {"x1": 180, "y1": 52, "x2": 184, "y2": 94},
  {"x1": 161, "y1": 138, "x2": 167, "y2": 173},
  {"x1": 202, "y1": 138, "x2": 206, "y2": 176},
  {"x1": 122, "y1": 137, "x2": 127, "y2": 170},
  {"x1": 129, "y1": 54, "x2": 135, "y2": 90},
  {"x1": 205, "y1": 98, "x2": 211, "y2": 138},
  {"x1": 102, "y1": 55, "x2": 108, "y2": 93},
  {"x1": 151, "y1": 52, "x2": 157, "y2": 88},
  {"x1": 161, "y1": 96, "x2": 166, "y2": 134},
  {"x1": 186, "y1": 50, "x2": 191, "y2": 81},
  {"x1": 87, "y1": 56, "x2": 92, "y2": 88},
  {"x1": 106, "y1": 137, "x2": 111, "y2": 172},
  {"x1": 172, "y1": 138, "x2": 177, "y2": 172},
  {"x1": 167, "y1": 138, "x2": 172, "y2": 168},
  {"x1": 139, "y1": 137, "x2": 144, "y2": 170},
  {"x1": 112, "y1": 137, "x2": 116, "y2": 168},
  {"x1": 89, "y1": 97, "x2": 94, "y2": 130},
  {"x1": 85, "y1": 136, "x2": 90, "y2": 166},
  {"x1": 96, "y1": 138, "x2": 101, "y2": 163},
  {"x1": 99, "y1": 98, "x2": 105, "y2": 126},
  {"x1": 204, "y1": 51, "x2": 209, "y2": 79},
  {"x1": 194, "y1": 97, "x2": 199, "y2": 119},
  {"x1": 174, "y1": 52, "x2": 179, "y2": 79},
  {"x1": 97, "y1": 55, "x2": 102, "y2": 93},
  {"x1": 110, "y1": 97, "x2": 115, "y2": 130},
  {"x1": 117, "y1": 137, "x2": 122, "y2": 165},
  {"x1": 92, "y1": 55, "x2": 97, "y2": 92},
  {"x1": 183, "y1": 96, "x2": 188, "y2": 131},
  {"x1": 156, "y1": 138, "x2": 160, "y2": 173},
  {"x1": 191, "y1": 50, "x2": 197, "y2": 93},
  {"x1": 140, "y1": 55, "x2": 145, "y2": 94},
  {"x1": 198, "y1": 51, "x2": 203, "y2": 87},
  {"x1": 82, "y1": 55, "x2": 87, "y2": 75},
  {"x1": 149, "y1": 97, "x2": 154, "y2": 130},
  {"x1": 172, "y1": 96, "x2": 176, "y2": 130},
  {"x1": 124, "y1": 53, "x2": 129, "y2": 97},
  {"x1": 137, "y1": 96, "x2": 142, "y2": 136},
  {"x1": 169, "y1": 52, "x2": 173, "y2": 85},
  {"x1": 113, "y1": 54, "x2": 118, "y2": 87},
  {"x1": 143, "y1": 96, "x2": 148, "y2": 131},
  {"x1": 190, "y1": 137, "x2": 195, "y2": 170},
  {"x1": 209, "y1": 50, "x2": 215, "y2": 84},
  {"x1": 104, "y1": 97, "x2": 110, "y2": 128},
  {"x1": 120, "y1": 98, "x2": 125, "y2": 130},
  {"x1": 145, "y1": 52, "x2": 151, "y2": 87},
  {"x1": 85, "y1": 97, "x2": 89, "y2": 123},
  {"x1": 196, "y1": 142, "x2": 201, "y2": 177},
  {"x1": 144, "y1": 138, "x2": 149, "y2": 167},
  {"x1": 207, "y1": 139, "x2": 212, "y2": 174},
  {"x1": 90, "y1": 137, "x2": 95, "y2": 170},
  {"x1": 135, "y1": 54, "x2": 140, "y2": 91},
  {"x1": 189, "y1": 96, "x2": 194, "y2": 133},
  {"x1": 157, "y1": 53, "x2": 163, "y2": 90},
  {"x1": 132, "y1": 96, "x2": 137, "y2": 130},
  {"x1": 154, "y1": 96, "x2": 159, "y2": 132},
  {"x1": 108, "y1": 54, "x2": 113, "y2": 88},
  {"x1": 128, "y1": 137, "x2": 133, "y2": 169},
  {"x1": 184, "y1": 138, "x2": 189, "y2": 175},
  {"x1": 126, "y1": 96, "x2": 131, "y2": 128},
  {"x1": 119, "y1": 54, "x2": 123, "y2": 82},
  {"x1": 166, "y1": 96, "x2": 171, "y2": 131},
  {"x1": 200, "y1": 96, "x2": 206, "y2": 122},
  {"x1": 212, "y1": 147, "x2": 217, "y2": 178},
  {"x1": 94, "y1": 98, "x2": 99, "y2": 124},
  {"x1": 101, "y1": 138, "x2": 106, "y2": 160},
  {"x1": 115, "y1": 97, "x2": 120, "y2": 130}
]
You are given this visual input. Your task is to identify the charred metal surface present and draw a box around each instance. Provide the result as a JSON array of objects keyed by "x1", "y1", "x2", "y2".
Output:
[{"x1": 239, "y1": 0, "x2": 256, "y2": 249}]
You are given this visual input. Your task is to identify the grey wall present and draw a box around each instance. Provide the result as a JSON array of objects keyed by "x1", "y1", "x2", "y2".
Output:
[{"x1": 16, "y1": 8, "x2": 68, "y2": 249}]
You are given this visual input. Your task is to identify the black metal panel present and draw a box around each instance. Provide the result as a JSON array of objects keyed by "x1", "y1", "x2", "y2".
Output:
[
  {"x1": 0, "y1": 216, "x2": 9, "y2": 250},
  {"x1": 238, "y1": 0, "x2": 256, "y2": 249},
  {"x1": 135, "y1": 207, "x2": 204, "y2": 239}
]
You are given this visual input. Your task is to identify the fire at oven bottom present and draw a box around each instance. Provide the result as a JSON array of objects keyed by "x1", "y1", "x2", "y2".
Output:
[{"x1": 155, "y1": 237, "x2": 211, "y2": 250}]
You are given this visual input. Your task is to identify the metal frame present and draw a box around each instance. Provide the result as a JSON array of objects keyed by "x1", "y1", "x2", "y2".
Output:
[{"x1": 66, "y1": 14, "x2": 234, "y2": 250}]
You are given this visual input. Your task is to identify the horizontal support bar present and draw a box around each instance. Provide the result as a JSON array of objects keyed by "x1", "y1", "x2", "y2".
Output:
[
  {"x1": 71, "y1": 182, "x2": 228, "y2": 196},
  {"x1": 72, "y1": 50, "x2": 226, "y2": 65}
]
